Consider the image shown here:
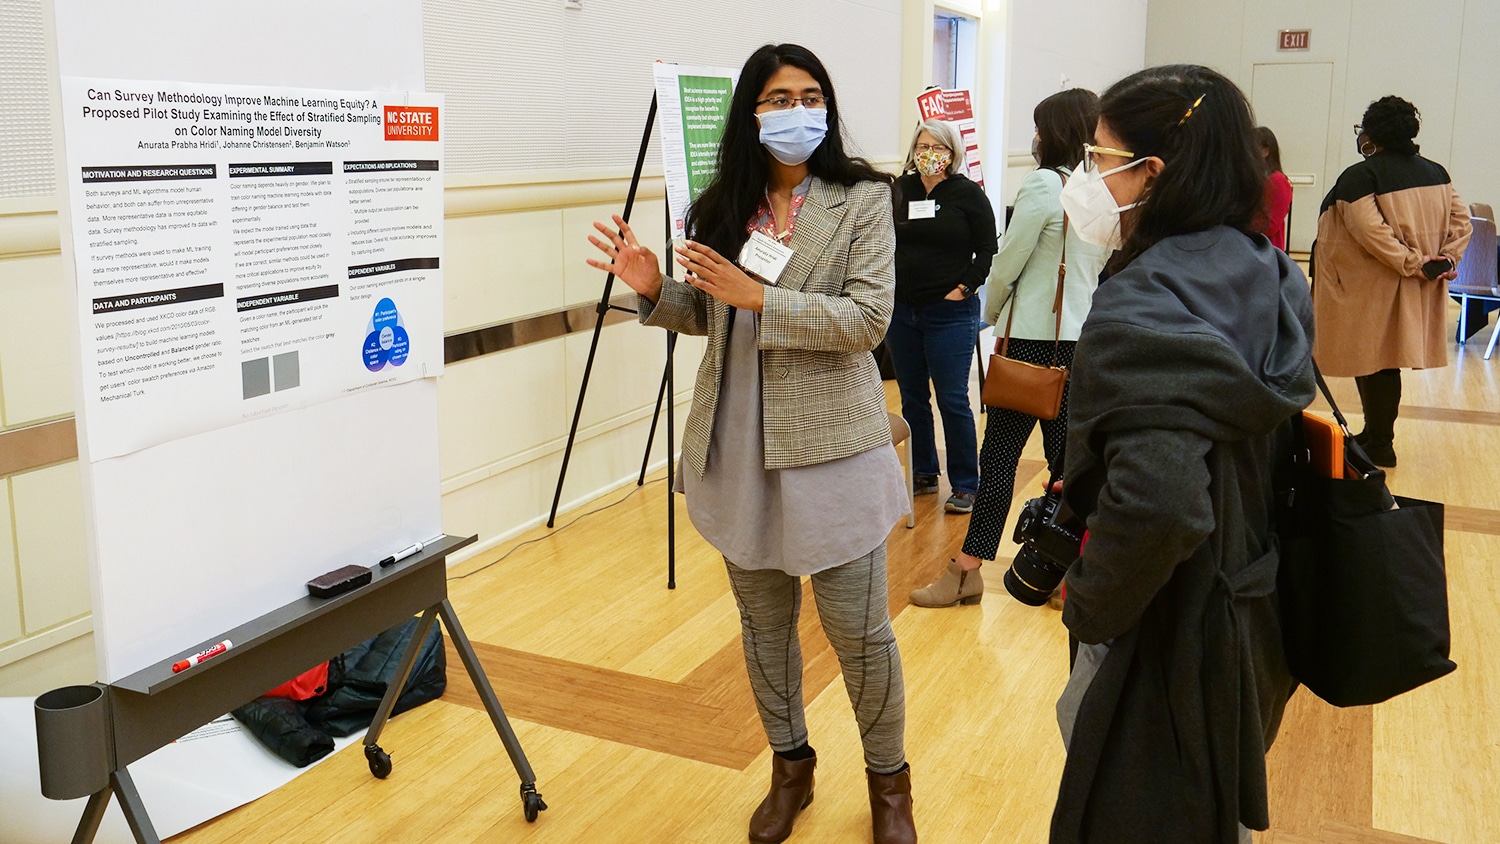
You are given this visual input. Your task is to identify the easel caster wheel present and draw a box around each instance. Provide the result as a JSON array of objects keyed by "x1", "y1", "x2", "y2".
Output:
[
  {"x1": 521, "y1": 786, "x2": 547, "y2": 822},
  {"x1": 365, "y1": 745, "x2": 393, "y2": 779}
]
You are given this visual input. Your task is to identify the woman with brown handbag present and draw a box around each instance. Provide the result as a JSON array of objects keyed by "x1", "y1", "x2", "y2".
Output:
[{"x1": 910, "y1": 89, "x2": 1108, "y2": 608}]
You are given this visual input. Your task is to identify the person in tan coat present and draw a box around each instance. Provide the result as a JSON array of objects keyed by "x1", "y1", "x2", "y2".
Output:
[{"x1": 1312, "y1": 95, "x2": 1471, "y2": 466}]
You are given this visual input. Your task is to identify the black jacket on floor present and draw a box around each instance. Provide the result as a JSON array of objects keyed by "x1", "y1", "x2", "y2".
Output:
[
  {"x1": 1054, "y1": 227, "x2": 1316, "y2": 843},
  {"x1": 232, "y1": 617, "x2": 447, "y2": 766}
]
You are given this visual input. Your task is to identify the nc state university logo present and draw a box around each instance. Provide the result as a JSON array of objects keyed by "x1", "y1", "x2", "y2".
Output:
[{"x1": 384, "y1": 106, "x2": 439, "y2": 141}]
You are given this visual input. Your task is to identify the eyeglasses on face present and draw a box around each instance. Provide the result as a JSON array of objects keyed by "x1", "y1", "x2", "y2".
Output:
[
  {"x1": 913, "y1": 143, "x2": 951, "y2": 154},
  {"x1": 755, "y1": 95, "x2": 828, "y2": 110},
  {"x1": 1082, "y1": 143, "x2": 1135, "y2": 173}
]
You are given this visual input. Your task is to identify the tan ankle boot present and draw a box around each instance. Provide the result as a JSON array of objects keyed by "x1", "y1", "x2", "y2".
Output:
[
  {"x1": 909, "y1": 559, "x2": 983, "y2": 607},
  {"x1": 867, "y1": 764, "x2": 917, "y2": 844},
  {"x1": 749, "y1": 753, "x2": 816, "y2": 843}
]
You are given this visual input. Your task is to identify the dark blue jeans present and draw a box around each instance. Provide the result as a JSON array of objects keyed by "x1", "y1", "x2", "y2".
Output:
[{"x1": 883, "y1": 296, "x2": 980, "y2": 495}]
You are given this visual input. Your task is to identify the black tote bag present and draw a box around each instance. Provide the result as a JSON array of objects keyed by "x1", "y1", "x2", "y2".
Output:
[{"x1": 1276, "y1": 367, "x2": 1456, "y2": 707}]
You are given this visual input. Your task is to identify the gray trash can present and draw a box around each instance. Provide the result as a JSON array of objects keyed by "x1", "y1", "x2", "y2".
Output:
[{"x1": 35, "y1": 684, "x2": 112, "y2": 800}]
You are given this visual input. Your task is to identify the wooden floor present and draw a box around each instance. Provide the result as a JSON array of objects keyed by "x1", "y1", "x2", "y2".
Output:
[{"x1": 173, "y1": 314, "x2": 1500, "y2": 844}]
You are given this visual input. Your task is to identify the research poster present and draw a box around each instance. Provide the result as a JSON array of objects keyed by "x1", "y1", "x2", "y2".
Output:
[
  {"x1": 653, "y1": 62, "x2": 739, "y2": 241},
  {"x1": 916, "y1": 88, "x2": 984, "y2": 187},
  {"x1": 60, "y1": 78, "x2": 444, "y2": 460}
]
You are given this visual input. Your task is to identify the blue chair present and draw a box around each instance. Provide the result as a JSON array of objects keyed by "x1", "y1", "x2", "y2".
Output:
[{"x1": 1451, "y1": 208, "x2": 1499, "y2": 360}]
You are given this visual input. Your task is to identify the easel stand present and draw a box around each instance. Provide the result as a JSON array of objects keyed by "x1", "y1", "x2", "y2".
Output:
[
  {"x1": 548, "y1": 91, "x2": 678, "y2": 588},
  {"x1": 34, "y1": 535, "x2": 544, "y2": 843}
]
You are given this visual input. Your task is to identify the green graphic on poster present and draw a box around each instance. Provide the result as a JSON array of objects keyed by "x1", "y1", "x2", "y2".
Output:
[{"x1": 677, "y1": 75, "x2": 734, "y2": 202}]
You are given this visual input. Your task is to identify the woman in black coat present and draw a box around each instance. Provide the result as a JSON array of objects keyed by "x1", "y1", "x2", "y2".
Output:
[{"x1": 1049, "y1": 64, "x2": 1316, "y2": 844}]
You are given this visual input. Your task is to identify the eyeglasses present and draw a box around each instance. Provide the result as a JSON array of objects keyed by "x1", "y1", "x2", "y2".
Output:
[
  {"x1": 1353, "y1": 124, "x2": 1363, "y2": 136},
  {"x1": 913, "y1": 144, "x2": 951, "y2": 154},
  {"x1": 755, "y1": 95, "x2": 828, "y2": 110},
  {"x1": 1082, "y1": 143, "x2": 1135, "y2": 173}
]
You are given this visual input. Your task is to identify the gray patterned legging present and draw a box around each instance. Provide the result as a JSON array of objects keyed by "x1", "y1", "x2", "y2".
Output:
[{"x1": 724, "y1": 542, "x2": 906, "y2": 774}]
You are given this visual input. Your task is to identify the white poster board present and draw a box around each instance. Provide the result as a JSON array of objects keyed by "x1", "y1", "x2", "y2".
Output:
[
  {"x1": 652, "y1": 62, "x2": 740, "y2": 242},
  {"x1": 60, "y1": 78, "x2": 444, "y2": 460},
  {"x1": 51, "y1": 0, "x2": 442, "y2": 683}
]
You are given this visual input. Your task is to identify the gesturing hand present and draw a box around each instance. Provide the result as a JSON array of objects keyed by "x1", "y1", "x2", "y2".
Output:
[
  {"x1": 587, "y1": 215, "x2": 663, "y2": 302},
  {"x1": 675, "y1": 240, "x2": 766, "y2": 313}
]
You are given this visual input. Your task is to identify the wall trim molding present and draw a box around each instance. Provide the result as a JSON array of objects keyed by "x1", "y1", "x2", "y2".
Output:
[
  {"x1": 444, "y1": 295, "x2": 637, "y2": 364},
  {"x1": 439, "y1": 390, "x2": 693, "y2": 497},
  {"x1": 444, "y1": 454, "x2": 675, "y2": 568},
  {"x1": 0, "y1": 211, "x2": 64, "y2": 259},
  {"x1": 0, "y1": 615, "x2": 92, "y2": 667},
  {"x1": 445, "y1": 176, "x2": 667, "y2": 218},
  {"x1": 0, "y1": 417, "x2": 77, "y2": 478}
]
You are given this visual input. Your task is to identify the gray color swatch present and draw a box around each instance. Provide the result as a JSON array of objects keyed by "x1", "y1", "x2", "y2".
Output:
[
  {"x1": 273, "y1": 351, "x2": 300, "y2": 391},
  {"x1": 242, "y1": 358, "x2": 270, "y2": 399}
]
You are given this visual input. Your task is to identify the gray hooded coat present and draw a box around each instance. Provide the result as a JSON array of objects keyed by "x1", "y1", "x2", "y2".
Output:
[{"x1": 1052, "y1": 227, "x2": 1316, "y2": 843}]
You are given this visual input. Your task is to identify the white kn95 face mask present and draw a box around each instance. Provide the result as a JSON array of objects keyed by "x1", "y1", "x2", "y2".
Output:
[{"x1": 1058, "y1": 157, "x2": 1148, "y2": 250}]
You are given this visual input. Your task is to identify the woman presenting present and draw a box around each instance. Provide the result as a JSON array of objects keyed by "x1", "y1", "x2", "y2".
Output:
[{"x1": 587, "y1": 44, "x2": 915, "y2": 844}]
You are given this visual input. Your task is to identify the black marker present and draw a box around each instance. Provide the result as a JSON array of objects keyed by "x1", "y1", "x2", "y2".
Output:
[{"x1": 379, "y1": 540, "x2": 424, "y2": 567}]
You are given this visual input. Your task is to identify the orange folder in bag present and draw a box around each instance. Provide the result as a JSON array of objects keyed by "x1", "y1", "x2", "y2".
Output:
[{"x1": 1301, "y1": 411, "x2": 1345, "y2": 479}]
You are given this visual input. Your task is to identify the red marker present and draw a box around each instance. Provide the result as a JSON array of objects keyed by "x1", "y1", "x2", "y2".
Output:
[{"x1": 172, "y1": 640, "x2": 232, "y2": 673}]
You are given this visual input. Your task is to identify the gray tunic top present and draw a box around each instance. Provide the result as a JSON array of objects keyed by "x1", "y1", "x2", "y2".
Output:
[{"x1": 683, "y1": 306, "x2": 909, "y2": 576}]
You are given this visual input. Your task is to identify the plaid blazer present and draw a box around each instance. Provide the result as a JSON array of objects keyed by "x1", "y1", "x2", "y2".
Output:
[{"x1": 640, "y1": 177, "x2": 896, "y2": 476}]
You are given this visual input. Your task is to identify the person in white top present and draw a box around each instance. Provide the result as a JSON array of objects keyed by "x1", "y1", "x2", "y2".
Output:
[{"x1": 911, "y1": 88, "x2": 1109, "y2": 608}]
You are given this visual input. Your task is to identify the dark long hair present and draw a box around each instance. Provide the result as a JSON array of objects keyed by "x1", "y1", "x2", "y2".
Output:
[
  {"x1": 1361, "y1": 96, "x2": 1421, "y2": 155},
  {"x1": 1034, "y1": 88, "x2": 1098, "y2": 171},
  {"x1": 685, "y1": 43, "x2": 891, "y2": 260},
  {"x1": 1254, "y1": 126, "x2": 1283, "y2": 173},
  {"x1": 1098, "y1": 64, "x2": 1264, "y2": 272}
]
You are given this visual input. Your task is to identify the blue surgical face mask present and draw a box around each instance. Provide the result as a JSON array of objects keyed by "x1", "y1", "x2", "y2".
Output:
[{"x1": 757, "y1": 106, "x2": 828, "y2": 166}]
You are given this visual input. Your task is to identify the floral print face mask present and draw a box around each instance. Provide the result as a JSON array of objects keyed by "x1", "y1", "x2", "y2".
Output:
[{"x1": 915, "y1": 147, "x2": 953, "y2": 177}]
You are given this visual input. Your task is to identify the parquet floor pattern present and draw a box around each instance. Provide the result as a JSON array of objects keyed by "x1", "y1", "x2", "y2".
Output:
[{"x1": 173, "y1": 314, "x2": 1499, "y2": 843}]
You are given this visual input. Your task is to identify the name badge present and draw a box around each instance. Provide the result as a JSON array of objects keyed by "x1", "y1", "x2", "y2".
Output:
[
  {"x1": 908, "y1": 200, "x2": 937, "y2": 220},
  {"x1": 738, "y1": 230, "x2": 795, "y2": 286}
]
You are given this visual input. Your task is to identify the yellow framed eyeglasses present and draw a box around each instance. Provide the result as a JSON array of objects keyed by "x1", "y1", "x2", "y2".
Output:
[{"x1": 1082, "y1": 143, "x2": 1135, "y2": 173}]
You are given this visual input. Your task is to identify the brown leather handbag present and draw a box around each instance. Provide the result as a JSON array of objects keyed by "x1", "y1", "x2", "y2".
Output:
[{"x1": 981, "y1": 213, "x2": 1069, "y2": 419}]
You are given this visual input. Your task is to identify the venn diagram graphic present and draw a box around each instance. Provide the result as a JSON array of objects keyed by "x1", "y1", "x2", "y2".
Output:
[{"x1": 362, "y1": 297, "x2": 410, "y2": 372}]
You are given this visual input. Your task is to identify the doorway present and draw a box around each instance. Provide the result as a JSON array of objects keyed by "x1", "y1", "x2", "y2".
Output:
[
  {"x1": 1251, "y1": 62, "x2": 1335, "y2": 253},
  {"x1": 933, "y1": 12, "x2": 978, "y2": 92}
]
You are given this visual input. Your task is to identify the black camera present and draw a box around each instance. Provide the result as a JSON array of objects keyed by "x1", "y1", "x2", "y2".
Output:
[{"x1": 1003, "y1": 487, "x2": 1085, "y2": 606}]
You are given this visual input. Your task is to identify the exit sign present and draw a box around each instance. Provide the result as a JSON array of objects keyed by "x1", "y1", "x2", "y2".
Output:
[{"x1": 1279, "y1": 30, "x2": 1311, "y2": 50}]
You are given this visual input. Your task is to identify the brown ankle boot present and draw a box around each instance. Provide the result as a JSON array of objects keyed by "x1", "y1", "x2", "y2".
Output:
[
  {"x1": 749, "y1": 753, "x2": 816, "y2": 843},
  {"x1": 909, "y1": 559, "x2": 983, "y2": 608},
  {"x1": 867, "y1": 764, "x2": 916, "y2": 844}
]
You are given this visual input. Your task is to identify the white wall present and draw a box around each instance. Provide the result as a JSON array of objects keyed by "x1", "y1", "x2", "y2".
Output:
[
  {"x1": 995, "y1": 0, "x2": 1148, "y2": 210},
  {"x1": 1146, "y1": 0, "x2": 1498, "y2": 245}
]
